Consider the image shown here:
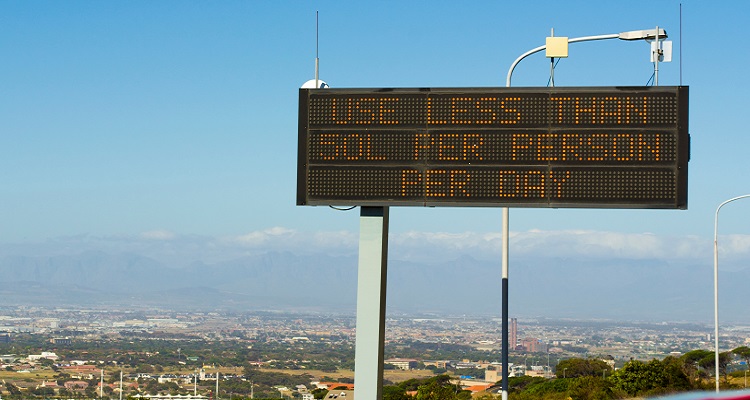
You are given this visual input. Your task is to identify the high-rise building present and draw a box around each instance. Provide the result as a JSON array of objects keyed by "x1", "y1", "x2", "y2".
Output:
[
  {"x1": 522, "y1": 338, "x2": 547, "y2": 353},
  {"x1": 510, "y1": 318, "x2": 517, "y2": 351}
]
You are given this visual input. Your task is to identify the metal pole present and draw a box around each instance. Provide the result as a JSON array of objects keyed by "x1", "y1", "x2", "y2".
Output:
[
  {"x1": 501, "y1": 206, "x2": 509, "y2": 400},
  {"x1": 549, "y1": 28, "x2": 555, "y2": 87},
  {"x1": 502, "y1": 32, "x2": 619, "y2": 400},
  {"x1": 354, "y1": 206, "x2": 389, "y2": 400},
  {"x1": 654, "y1": 26, "x2": 660, "y2": 86},
  {"x1": 714, "y1": 194, "x2": 750, "y2": 392},
  {"x1": 315, "y1": 11, "x2": 319, "y2": 89}
]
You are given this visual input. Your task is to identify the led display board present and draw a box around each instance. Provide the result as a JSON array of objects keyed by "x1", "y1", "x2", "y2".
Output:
[{"x1": 297, "y1": 86, "x2": 689, "y2": 209}]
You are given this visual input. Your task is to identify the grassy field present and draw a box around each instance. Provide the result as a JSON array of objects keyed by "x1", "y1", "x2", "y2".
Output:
[{"x1": 0, "y1": 369, "x2": 57, "y2": 380}]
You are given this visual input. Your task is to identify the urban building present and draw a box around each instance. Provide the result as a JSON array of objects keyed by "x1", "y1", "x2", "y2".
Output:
[
  {"x1": 28, "y1": 352, "x2": 59, "y2": 361},
  {"x1": 50, "y1": 337, "x2": 71, "y2": 345},
  {"x1": 384, "y1": 358, "x2": 418, "y2": 370},
  {"x1": 521, "y1": 338, "x2": 547, "y2": 353}
]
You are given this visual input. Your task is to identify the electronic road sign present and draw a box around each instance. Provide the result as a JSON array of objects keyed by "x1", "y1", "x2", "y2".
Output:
[{"x1": 297, "y1": 86, "x2": 689, "y2": 209}]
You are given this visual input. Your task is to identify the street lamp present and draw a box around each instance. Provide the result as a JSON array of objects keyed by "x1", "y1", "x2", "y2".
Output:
[
  {"x1": 500, "y1": 26, "x2": 668, "y2": 400},
  {"x1": 506, "y1": 28, "x2": 667, "y2": 86},
  {"x1": 713, "y1": 194, "x2": 750, "y2": 392}
]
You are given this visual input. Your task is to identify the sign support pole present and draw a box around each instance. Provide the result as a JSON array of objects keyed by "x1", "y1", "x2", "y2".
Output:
[
  {"x1": 353, "y1": 206, "x2": 389, "y2": 400},
  {"x1": 501, "y1": 207, "x2": 509, "y2": 400}
]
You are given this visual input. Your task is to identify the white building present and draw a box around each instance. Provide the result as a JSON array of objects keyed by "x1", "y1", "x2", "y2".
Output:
[
  {"x1": 385, "y1": 358, "x2": 418, "y2": 370},
  {"x1": 28, "y1": 352, "x2": 59, "y2": 361}
]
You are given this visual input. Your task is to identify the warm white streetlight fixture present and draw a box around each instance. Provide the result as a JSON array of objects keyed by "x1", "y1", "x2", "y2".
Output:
[
  {"x1": 713, "y1": 194, "x2": 750, "y2": 392},
  {"x1": 618, "y1": 28, "x2": 667, "y2": 41}
]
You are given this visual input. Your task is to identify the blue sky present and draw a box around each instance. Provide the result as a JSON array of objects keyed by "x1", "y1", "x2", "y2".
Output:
[{"x1": 1, "y1": 1, "x2": 749, "y2": 253}]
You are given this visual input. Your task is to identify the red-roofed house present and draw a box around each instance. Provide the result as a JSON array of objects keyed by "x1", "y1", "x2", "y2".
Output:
[
  {"x1": 64, "y1": 380, "x2": 89, "y2": 390},
  {"x1": 316, "y1": 382, "x2": 355, "y2": 391},
  {"x1": 464, "y1": 384, "x2": 492, "y2": 393}
]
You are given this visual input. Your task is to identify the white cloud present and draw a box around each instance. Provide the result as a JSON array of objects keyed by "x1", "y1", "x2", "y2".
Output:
[
  {"x1": 5, "y1": 228, "x2": 740, "y2": 270},
  {"x1": 220, "y1": 228, "x2": 358, "y2": 255},
  {"x1": 206, "y1": 228, "x2": 711, "y2": 264},
  {"x1": 719, "y1": 234, "x2": 750, "y2": 260},
  {"x1": 387, "y1": 229, "x2": 710, "y2": 262},
  {"x1": 228, "y1": 227, "x2": 297, "y2": 246},
  {"x1": 139, "y1": 230, "x2": 176, "y2": 240}
]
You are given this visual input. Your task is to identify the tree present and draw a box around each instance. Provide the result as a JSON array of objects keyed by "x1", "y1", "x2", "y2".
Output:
[
  {"x1": 697, "y1": 351, "x2": 732, "y2": 384},
  {"x1": 414, "y1": 380, "x2": 461, "y2": 400},
  {"x1": 681, "y1": 350, "x2": 713, "y2": 382},
  {"x1": 611, "y1": 359, "x2": 663, "y2": 396},
  {"x1": 382, "y1": 385, "x2": 409, "y2": 400},
  {"x1": 394, "y1": 375, "x2": 470, "y2": 400},
  {"x1": 135, "y1": 364, "x2": 155, "y2": 373},
  {"x1": 38, "y1": 358, "x2": 55, "y2": 368},
  {"x1": 659, "y1": 356, "x2": 694, "y2": 392},
  {"x1": 555, "y1": 358, "x2": 611, "y2": 378},
  {"x1": 719, "y1": 351, "x2": 733, "y2": 384},
  {"x1": 508, "y1": 376, "x2": 546, "y2": 393},
  {"x1": 85, "y1": 385, "x2": 98, "y2": 399},
  {"x1": 610, "y1": 358, "x2": 692, "y2": 397},
  {"x1": 31, "y1": 386, "x2": 56, "y2": 397},
  {"x1": 5, "y1": 382, "x2": 22, "y2": 398},
  {"x1": 509, "y1": 377, "x2": 569, "y2": 400},
  {"x1": 733, "y1": 346, "x2": 750, "y2": 369},
  {"x1": 568, "y1": 376, "x2": 615, "y2": 400},
  {"x1": 311, "y1": 388, "x2": 329, "y2": 399}
]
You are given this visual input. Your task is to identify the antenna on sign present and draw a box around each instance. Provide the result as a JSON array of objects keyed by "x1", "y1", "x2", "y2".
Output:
[
  {"x1": 315, "y1": 10, "x2": 319, "y2": 88},
  {"x1": 301, "y1": 11, "x2": 328, "y2": 89},
  {"x1": 679, "y1": 3, "x2": 683, "y2": 85}
]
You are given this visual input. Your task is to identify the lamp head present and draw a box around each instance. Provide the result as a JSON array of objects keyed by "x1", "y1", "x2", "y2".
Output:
[{"x1": 618, "y1": 28, "x2": 667, "y2": 41}]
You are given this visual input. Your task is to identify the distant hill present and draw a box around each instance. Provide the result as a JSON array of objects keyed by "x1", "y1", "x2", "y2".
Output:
[{"x1": 1, "y1": 250, "x2": 746, "y2": 323}]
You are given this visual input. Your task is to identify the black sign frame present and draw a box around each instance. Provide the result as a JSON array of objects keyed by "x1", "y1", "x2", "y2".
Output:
[{"x1": 297, "y1": 86, "x2": 689, "y2": 209}]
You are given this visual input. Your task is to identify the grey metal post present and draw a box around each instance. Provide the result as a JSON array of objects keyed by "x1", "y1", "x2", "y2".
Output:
[
  {"x1": 353, "y1": 206, "x2": 389, "y2": 399},
  {"x1": 501, "y1": 207, "x2": 509, "y2": 400},
  {"x1": 713, "y1": 194, "x2": 750, "y2": 392}
]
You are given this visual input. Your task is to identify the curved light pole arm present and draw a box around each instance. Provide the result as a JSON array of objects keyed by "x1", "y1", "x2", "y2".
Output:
[
  {"x1": 505, "y1": 33, "x2": 619, "y2": 87},
  {"x1": 505, "y1": 44, "x2": 546, "y2": 87},
  {"x1": 713, "y1": 193, "x2": 750, "y2": 392}
]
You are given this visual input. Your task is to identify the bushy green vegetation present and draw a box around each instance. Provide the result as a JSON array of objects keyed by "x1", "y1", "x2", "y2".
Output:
[
  {"x1": 383, "y1": 375, "x2": 472, "y2": 400},
  {"x1": 500, "y1": 353, "x2": 736, "y2": 400},
  {"x1": 2, "y1": 333, "x2": 749, "y2": 400}
]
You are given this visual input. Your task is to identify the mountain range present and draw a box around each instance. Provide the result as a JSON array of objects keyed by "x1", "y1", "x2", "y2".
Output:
[{"x1": 2, "y1": 249, "x2": 746, "y2": 324}]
